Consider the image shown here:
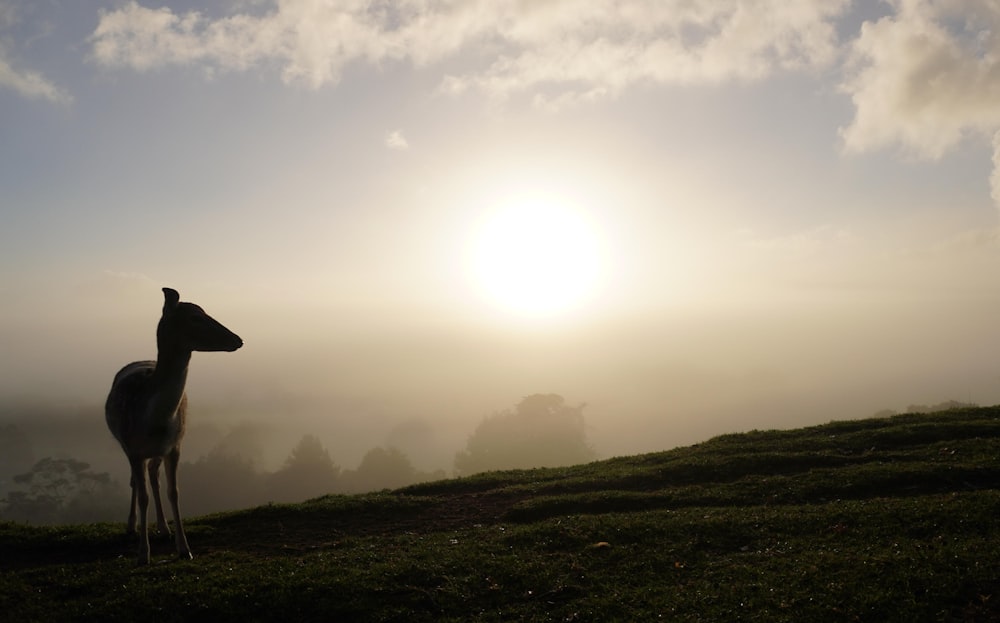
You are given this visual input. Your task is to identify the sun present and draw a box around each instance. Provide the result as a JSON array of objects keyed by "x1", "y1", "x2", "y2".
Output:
[{"x1": 469, "y1": 191, "x2": 604, "y2": 318}]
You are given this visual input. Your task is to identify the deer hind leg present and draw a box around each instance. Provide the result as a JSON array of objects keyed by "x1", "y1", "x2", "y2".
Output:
[
  {"x1": 147, "y1": 457, "x2": 170, "y2": 535},
  {"x1": 129, "y1": 456, "x2": 152, "y2": 566},
  {"x1": 126, "y1": 474, "x2": 138, "y2": 535},
  {"x1": 163, "y1": 447, "x2": 192, "y2": 560}
]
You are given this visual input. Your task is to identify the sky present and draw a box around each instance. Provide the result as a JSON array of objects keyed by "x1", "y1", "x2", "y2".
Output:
[{"x1": 4, "y1": 0, "x2": 1000, "y2": 469}]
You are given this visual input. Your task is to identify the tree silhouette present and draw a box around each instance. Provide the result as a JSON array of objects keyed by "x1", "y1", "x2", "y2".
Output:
[
  {"x1": 341, "y1": 446, "x2": 418, "y2": 493},
  {"x1": 0, "y1": 457, "x2": 123, "y2": 524},
  {"x1": 267, "y1": 435, "x2": 340, "y2": 503},
  {"x1": 212, "y1": 422, "x2": 267, "y2": 466},
  {"x1": 181, "y1": 449, "x2": 265, "y2": 516},
  {"x1": 0, "y1": 424, "x2": 35, "y2": 495},
  {"x1": 454, "y1": 393, "x2": 597, "y2": 476}
]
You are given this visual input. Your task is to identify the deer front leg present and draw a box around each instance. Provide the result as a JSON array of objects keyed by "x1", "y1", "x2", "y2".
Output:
[
  {"x1": 163, "y1": 448, "x2": 192, "y2": 560},
  {"x1": 147, "y1": 457, "x2": 170, "y2": 535},
  {"x1": 129, "y1": 456, "x2": 152, "y2": 566}
]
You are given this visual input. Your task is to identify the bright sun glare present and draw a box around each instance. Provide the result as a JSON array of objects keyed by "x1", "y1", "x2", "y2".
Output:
[{"x1": 470, "y1": 192, "x2": 603, "y2": 318}]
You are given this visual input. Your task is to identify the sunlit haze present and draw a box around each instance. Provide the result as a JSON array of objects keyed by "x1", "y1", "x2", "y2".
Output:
[{"x1": 4, "y1": 1, "x2": 1000, "y2": 479}]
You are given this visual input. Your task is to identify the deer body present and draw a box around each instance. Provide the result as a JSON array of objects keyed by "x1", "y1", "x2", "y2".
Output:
[{"x1": 105, "y1": 288, "x2": 242, "y2": 565}]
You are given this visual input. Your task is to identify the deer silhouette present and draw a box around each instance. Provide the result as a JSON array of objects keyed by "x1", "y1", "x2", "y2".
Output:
[{"x1": 105, "y1": 287, "x2": 242, "y2": 565}]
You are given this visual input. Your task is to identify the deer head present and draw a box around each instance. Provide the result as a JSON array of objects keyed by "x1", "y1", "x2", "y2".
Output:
[{"x1": 157, "y1": 287, "x2": 243, "y2": 354}]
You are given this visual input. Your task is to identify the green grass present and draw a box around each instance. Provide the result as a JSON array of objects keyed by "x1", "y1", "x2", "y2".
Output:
[{"x1": 3, "y1": 407, "x2": 1000, "y2": 621}]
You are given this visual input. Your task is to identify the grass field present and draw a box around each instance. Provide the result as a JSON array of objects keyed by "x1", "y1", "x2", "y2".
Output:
[{"x1": 3, "y1": 408, "x2": 1000, "y2": 621}]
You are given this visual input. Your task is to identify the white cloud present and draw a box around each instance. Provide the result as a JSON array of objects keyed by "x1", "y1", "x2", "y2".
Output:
[
  {"x1": 449, "y1": 1, "x2": 850, "y2": 105},
  {"x1": 0, "y1": 1, "x2": 70, "y2": 103},
  {"x1": 90, "y1": 1, "x2": 399, "y2": 87},
  {"x1": 839, "y1": 0, "x2": 1000, "y2": 209},
  {"x1": 89, "y1": 0, "x2": 850, "y2": 101},
  {"x1": 841, "y1": 0, "x2": 1000, "y2": 159},
  {"x1": 992, "y1": 131, "x2": 1000, "y2": 208},
  {"x1": 0, "y1": 55, "x2": 70, "y2": 103},
  {"x1": 385, "y1": 130, "x2": 409, "y2": 150}
]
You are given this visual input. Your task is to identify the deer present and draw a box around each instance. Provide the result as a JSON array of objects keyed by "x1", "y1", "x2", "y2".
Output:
[{"x1": 105, "y1": 287, "x2": 243, "y2": 565}]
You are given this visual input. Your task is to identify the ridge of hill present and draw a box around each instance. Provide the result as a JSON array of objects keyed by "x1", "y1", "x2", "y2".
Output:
[{"x1": 3, "y1": 408, "x2": 1000, "y2": 621}]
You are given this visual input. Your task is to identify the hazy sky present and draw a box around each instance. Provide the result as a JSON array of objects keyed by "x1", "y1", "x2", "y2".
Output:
[{"x1": 4, "y1": 0, "x2": 1000, "y2": 466}]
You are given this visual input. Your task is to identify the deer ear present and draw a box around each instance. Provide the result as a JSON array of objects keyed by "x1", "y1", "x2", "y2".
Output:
[{"x1": 162, "y1": 288, "x2": 180, "y2": 312}]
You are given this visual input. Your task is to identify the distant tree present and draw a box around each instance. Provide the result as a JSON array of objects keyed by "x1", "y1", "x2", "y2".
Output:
[
  {"x1": 0, "y1": 457, "x2": 123, "y2": 524},
  {"x1": 213, "y1": 422, "x2": 267, "y2": 466},
  {"x1": 906, "y1": 400, "x2": 976, "y2": 414},
  {"x1": 928, "y1": 400, "x2": 976, "y2": 412},
  {"x1": 0, "y1": 424, "x2": 35, "y2": 495},
  {"x1": 181, "y1": 449, "x2": 266, "y2": 516},
  {"x1": 64, "y1": 478, "x2": 126, "y2": 524},
  {"x1": 385, "y1": 418, "x2": 447, "y2": 472},
  {"x1": 341, "y1": 446, "x2": 419, "y2": 493},
  {"x1": 454, "y1": 394, "x2": 597, "y2": 476},
  {"x1": 267, "y1": 435, "x2": 340, "y2": 503}
]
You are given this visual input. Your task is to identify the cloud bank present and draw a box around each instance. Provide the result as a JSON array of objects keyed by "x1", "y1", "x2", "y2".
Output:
[
  {"x1": 89, "y1": 0, "x2": 850, "y2": 101},
  {"x1": 11, "y1": 0, "x2": 1000, "y2": 211}
]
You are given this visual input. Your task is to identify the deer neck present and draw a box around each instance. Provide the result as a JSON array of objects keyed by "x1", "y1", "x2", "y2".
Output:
[{"x1": 151, "y1": 344, "x2": 192, "y2": 412}]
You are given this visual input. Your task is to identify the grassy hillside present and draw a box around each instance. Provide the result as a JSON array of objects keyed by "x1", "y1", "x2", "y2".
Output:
[{"x1": 3, "y1": 408, "x2": 1000, "y2": 622}]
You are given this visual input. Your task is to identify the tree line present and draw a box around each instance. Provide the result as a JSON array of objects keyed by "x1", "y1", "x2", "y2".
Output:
[{"x1": 0, "y1": 394, "x2": 595, "y2": 525}]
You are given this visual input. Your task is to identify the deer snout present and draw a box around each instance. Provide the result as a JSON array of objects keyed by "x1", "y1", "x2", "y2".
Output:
[{"x1": 194, "y1": 325, "x2": 243, "y2": 352}]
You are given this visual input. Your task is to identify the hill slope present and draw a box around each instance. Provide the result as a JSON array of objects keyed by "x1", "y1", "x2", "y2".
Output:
[{"x1": 3, "y1": 408, "x2": 1000, "y2": 621}]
